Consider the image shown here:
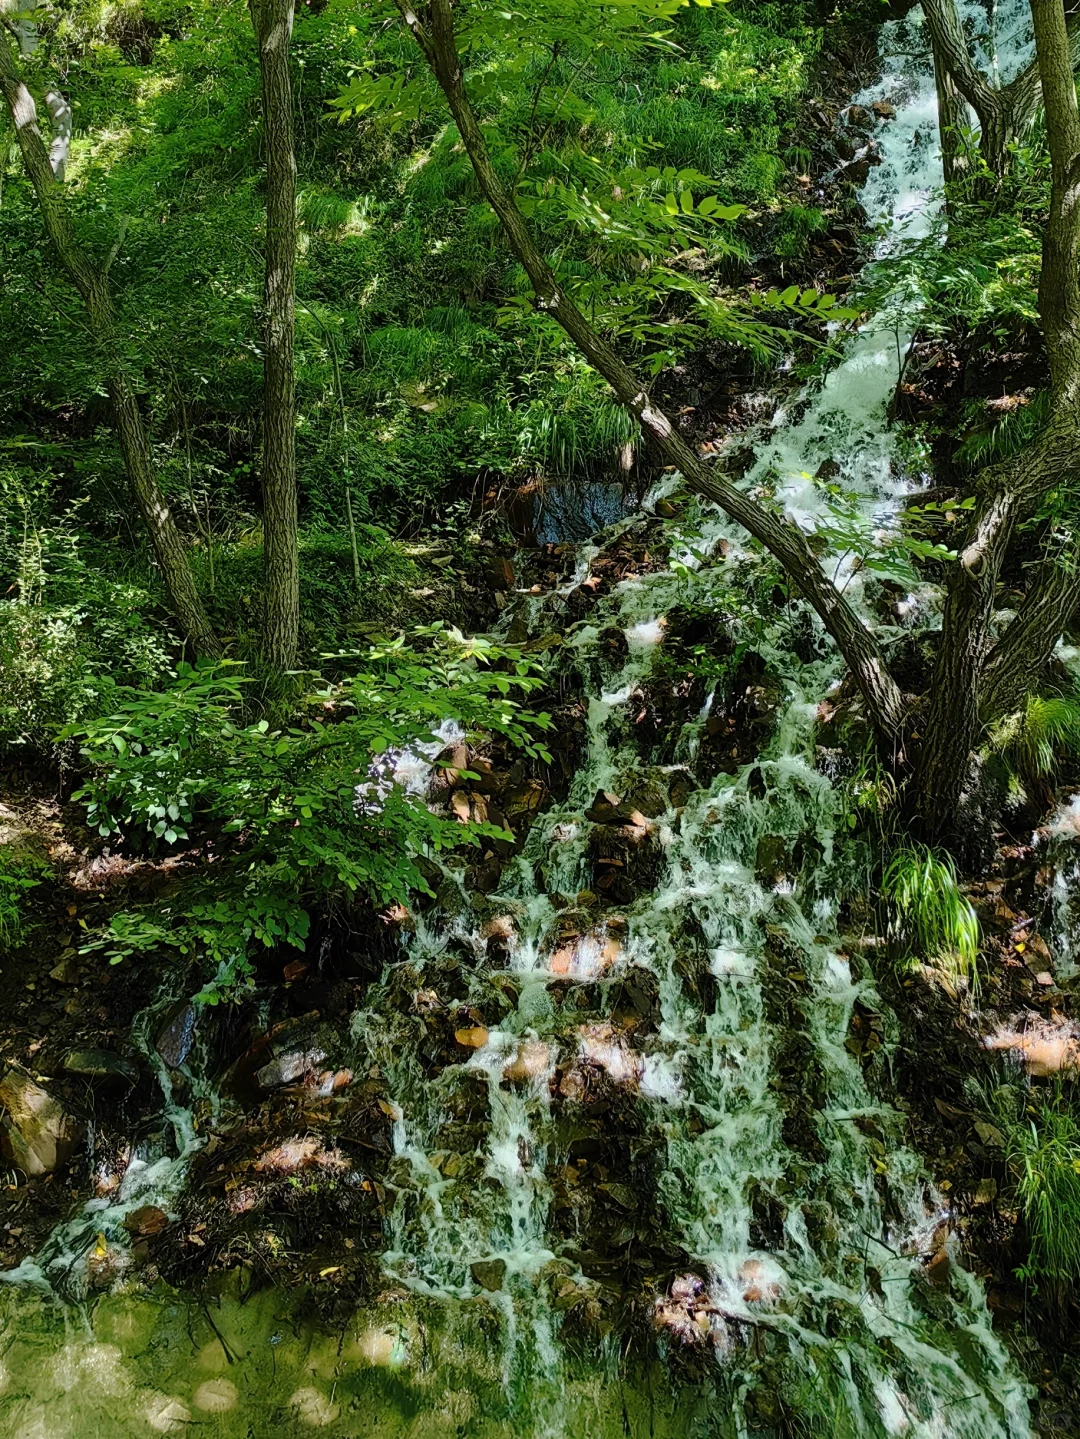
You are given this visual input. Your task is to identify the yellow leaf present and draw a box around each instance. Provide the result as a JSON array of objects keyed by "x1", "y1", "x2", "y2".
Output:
[{"x1": 319, "y1": 1266, "x2": 341, "y2": 1277}]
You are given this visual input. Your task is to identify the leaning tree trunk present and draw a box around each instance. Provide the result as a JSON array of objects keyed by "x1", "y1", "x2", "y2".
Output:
[
  {"x1": 922, "y1": 0, "x2": 1073, "y2": 179},
  {"x1": 395, "y1": 0, "x2": 908, "y2": 752},
  {"x1": 251, "y1": 0, "x2": 300, "y2": 673},
  {"x1": 0, "y1": 26, "x2": 217, "y2": 655},
  {"x1": 915, "y1": 0, "x2": 1080, "y2": 840}
]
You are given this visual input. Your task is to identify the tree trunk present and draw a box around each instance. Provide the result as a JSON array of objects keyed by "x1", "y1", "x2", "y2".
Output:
[
  {"x1": 915, "y1": 0, "x2": 1080, "y2": 838},
  {"x1": 0, "y1": 27, "x2": 217, "y2": 655},
  {"x1": 981, "y1": 548, "x2": 1080, "y2": 717},
  {"x1": 396, "y1": 0, "x2": 908, "y2": 750},
  {"x1": 251, "y1": 0, "x2": 300, "y2": 672},
  {"x1": 923, "y1": 0, "x2": 1080, "y2": 179},
  {"x1": 934, "y1": 55, "x2": 970, "y2": 186}
]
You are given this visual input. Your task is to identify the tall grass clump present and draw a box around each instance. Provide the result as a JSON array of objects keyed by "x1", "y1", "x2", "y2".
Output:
[
  {"x1": 882, "y1": 843, "x2": 980, "y2": 982},
  {"x1": 993, "y1": 1081, "x2": 1080, "y2": 1292},
  {"x1": 991, "y1": 692, "x2": 1080, "y2": 780}
]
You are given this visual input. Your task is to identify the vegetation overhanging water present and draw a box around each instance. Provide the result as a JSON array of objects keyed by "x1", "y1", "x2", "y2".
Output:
[{"x1": 0, "y1": 4, "x2": 1051, "y2": 1436}]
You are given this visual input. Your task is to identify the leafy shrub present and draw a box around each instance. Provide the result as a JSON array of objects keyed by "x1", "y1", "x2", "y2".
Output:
[
  {"x1": 65, "y1": 629, "x2": 552, "y2": 973},
  {"x1": 0, "y1": 587, "x2": 172, "y2": 759},
  {"x1": 0, "y1": 849, "x2": 48, "y2": 948}
]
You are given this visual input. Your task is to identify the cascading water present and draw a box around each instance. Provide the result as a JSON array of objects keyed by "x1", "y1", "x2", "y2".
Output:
[{"x1": 0, "y1": 5, "x2": 1042, "y2": 1436}]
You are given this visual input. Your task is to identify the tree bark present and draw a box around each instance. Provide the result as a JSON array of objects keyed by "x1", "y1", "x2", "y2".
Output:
[
  {"x1": 934, "y1": 53, "x2": 970, "y2": 186},
  {"x1": 395, "y1": 0, "x2": 908, "y2": 748},
  {"x1": 0, "y1": 23, "x2": 217, "y2": 654},
  {"x1": 251, "y1": 0, "x2": 300, "y2": 672},
  {"x1": 923, "y1": 0, "x2": 1079, "y2": 177},
  {"x1": 915, "y1": 0, "x2": 1080, "y2": 837},
  {"x1": 981, "y1": 548, "x2": 1080, "y2": 716}
]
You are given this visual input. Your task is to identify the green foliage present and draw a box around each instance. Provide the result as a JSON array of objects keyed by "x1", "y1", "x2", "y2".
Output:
[
  {"x1": 868, "y1": 138, "x2": 1047, "y2": 348},
  {"x1": 989, "y1": 693, "x2": 1080, "y2": 782},
  {"x1": 992, "y1": 1081, "x2": 1080, "y2": 1289},
  {"x1": 954, "y1": 392, "x2": 1052, "y2": 471},
  {"x1": 881, "y1": 843, "x2": 980, "y2": 981},
  {"x1": 0, "y1": 849, "x2": 48, "y2": 949},
  {"x1": 0, "y1": 0, "x2": 830, "y2": 564},
  {"x1": 66, "y1": 631, "x2": 552, "y2": 970},
  {"x1": 0, "y1": 466, "x2": 173, "y2": 756}
]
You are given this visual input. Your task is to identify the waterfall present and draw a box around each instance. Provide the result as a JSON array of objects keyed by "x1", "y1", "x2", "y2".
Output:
[{"x1": 0, "y1": 5, "x2": 1039, "y2": 1436}]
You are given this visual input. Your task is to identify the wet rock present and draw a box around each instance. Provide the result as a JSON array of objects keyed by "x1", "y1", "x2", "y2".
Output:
[
  {"x1": 584, "y1": 789, "x2": 622, "y2": 822},
  {"x1": 623, "y1": 776, "x2": 670, "y2": 819},
  {"x1": 652, "y1": 1273, "x2": 727, "y2": 1349},
  {"x1": 585, "y1": 788, "x2": 650, "y2": 827},
  {"x1": 739, "y1": 1257, "x2": 781, "y2": 1304},
  {"x1": 872, "y1": 99, "x2": 897, "y2": 120},
  {"x1": 0, "y1": 1068, "x2": 78, "y2": 1176},
  {"x1": 124, "y1": 1204, "x2": 169, "y2": 1237},
  {"x1": 483, "y1": 556, "x2": 516, "y2": 591},
  {"x1": 256, "y1": 1047, "x2": 327, "y2": 1090},
  {"x1": 192, "y1": 1380, "x2": 238, "y2": 1415},
  {"x1": 253, "y1": 1136, "x2": 349, "y2": 1175},
  {"x1": 470, "y1": 1257, "x2": 507, "y2": 1291},
  {"x1": 49, "y1": 956, "x2": 80, "y2": 985},
  {"x1": 156, "y1": 1000, "x2": 199, "y2": 1070},
  {"x1": 469, "y1": 756, "x2": 505, "y2": 797},
  {"x1": 589, "y1": 819, "x2": 662, "y2": 902},
  {"x1": 845, "y1": 157, "x2": 872, "y2": 186},
  {"x1": 503, "y1": 1040, "x2": 552, "y2": 1084},
  {"x1": 985, "y1": 1016, "x2": 1080, "y2": 1075},
  {"x1": 63, "y1": 1048, "x2": 140, "y2": 1089},
  {"x1": 924, "y1": 1248, "x2": 951, "y2": 1288},
  {"x1": 455, "y1": 1026, "x2": 489, "y2": 1050},
  {"x1": 503, "y1": 780, "x2": 548, "y2": 820},
  {"x1": 973, "y1": 1177, "x2": 997, "y2": 1206},
  {"x1": 755, "y1": 834, "x2": 790, "y2": 886},
  {"x1": 598, "y1": 626, "x2": 629, "y2": 659},
  {"x1": 846, "y1": 104, "x2": 874, "y2": 127},
  {"x1": 467, "y1": 857, "x2": 503, "y2": 895},
  {"x1": 431, "y1": 741, "x2": 469, "y2": 796},
  {"x1": 667, "y1": 768, "x2": 697, "y2": 809}
]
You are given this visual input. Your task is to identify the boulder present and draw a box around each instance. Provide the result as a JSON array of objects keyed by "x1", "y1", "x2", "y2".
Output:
[
  {"x1": 63, "y1": 1048, "x2": 140, "y2": 1089},
  {"x1": 49, "y1": 956, "x2": 80, "y2": 985},
  {"x1": 483, "y1": 556, "x2": 516, "y2": 591},
  {"x1": 255, "y1": 1047, "x2": 327, "y2": 1090},
  {"x1": 156, "y1": 1000, "x2": 199, "y2": 1070},
  {"x1": 124, "y1": 1204, "x2": 169, "y2": 1237},
  {"x1": 470, "y1": 1257, "x2": 507, "y2": 1291},
  {"x1": 0, "y1": 1068, "x2": 78, "y2": 1176}
]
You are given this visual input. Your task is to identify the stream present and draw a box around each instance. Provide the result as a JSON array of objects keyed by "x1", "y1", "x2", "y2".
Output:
[{"x1": 0, "y1": 5, "x2": 1040, "y2": 1437}]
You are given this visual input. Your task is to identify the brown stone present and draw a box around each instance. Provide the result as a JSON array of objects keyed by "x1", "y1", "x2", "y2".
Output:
[
  {"x1": 483, "y1": 557, "x2": 516, "y2": 591},
  {"x1": 454, "y1": 1026, "x2": 489, "y2": 1050},
  {"x1": 470, "y1": 1258, "x2": 507, "y2": 1291},
  {"x1": 0, "y1": 1069, "x2": 78, "y2": 1176},
  {"x1": 124, "y1": 1205, "x2": 169, "y2": 1238}
]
